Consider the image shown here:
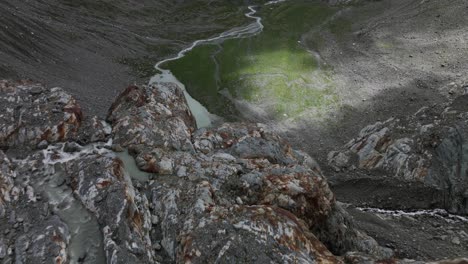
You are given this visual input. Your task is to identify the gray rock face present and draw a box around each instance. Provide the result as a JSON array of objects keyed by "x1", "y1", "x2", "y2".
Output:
[
  {"x1": 107, "y1": 83, "x2": 196, "y2": 174},
  {"x1": 0, "y1": 150, "x2": 14, "y2": 216},
  {"x1": 14, "y1": 215, "x2": 70, "y2": 264},
  {"x1": 64, "y1": 153, "x2": 155, "y2": 263},
  {"x1": 0, "y1": 80, "x2": 82, "y2": 151},
  {"x1": 329, "y1": 97, "x2": 468, "y2": 215},
  {"x1": 10, "y1": 79, "x2": 465, "y2": 263},
  {"x1": 0, "y1": 150, "x2": 71, "y2": 264},
  {"x1": 0, "y1": 80, "x2": 110, "y2": 155},
  {"x1": 107, "y1": 83, "x2": 392, "y2": 262}
]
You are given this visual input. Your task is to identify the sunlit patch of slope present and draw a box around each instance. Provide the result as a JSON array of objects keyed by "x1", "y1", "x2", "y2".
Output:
[{"x1": 165, "y1": 1, "x2": 340, "y2": 120}]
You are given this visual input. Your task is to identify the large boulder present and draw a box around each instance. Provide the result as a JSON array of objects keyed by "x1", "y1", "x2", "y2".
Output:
[
  {"x1": 107, "y1": 83, "x2": 196, "y2": 173},
  {"x1": 63, "y1": 153, "x2": 155, "y2": 263},
  {"x1": 0, "y1": 151, "x2": 71, "y2": 264},
  {"x1": 0, "y1": 80, "x2": 110, "y2": 155},
  {"x1": 108, "y1": 83, "x2": 392, "y2": 262},
  {"x1": 329, "y1": 95, "x2": 468, "y2": 214}
]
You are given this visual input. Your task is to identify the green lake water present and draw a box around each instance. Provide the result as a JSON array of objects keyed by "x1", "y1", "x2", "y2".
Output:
[{"x1": 161, "y1": 1, "x2": 341, "y2": 121}]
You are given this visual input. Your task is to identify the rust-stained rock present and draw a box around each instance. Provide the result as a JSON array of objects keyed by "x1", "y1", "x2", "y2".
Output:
[
  {"x1": 105, "y1": 83, "x2": 393, "y2": 262},
  {"x1": 0, "y1": 80, "x2": 110, "y2": 154},
  {"x1": 107, "y1": 83, "x2": 196, "y2": 173},
  {"x1": 329, "y1": 98, "x2": 468, "y2": 215},
  {"x1": 0, "y1": 150, "x2": 14, "y2": 210},
  {"x1": 64, "y1": 153, "x2": 155, "y2": 263}
]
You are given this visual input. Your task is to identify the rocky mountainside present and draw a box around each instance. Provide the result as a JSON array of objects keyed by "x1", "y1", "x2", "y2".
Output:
[
  {"x1": 329, "y1": 92, "x2": 468, "y2": 215},
  {"x1": 1, "y1": 0, "x2": 468, "y2": 263},
  {"x1": 0, "y1": 0, "x2": 249, "y2": 116},
  {"x1": 2, "y1": 79, "x2": 465, "y2": 263},
  {"x1": 325, "y1": 90, "x2": 468, "y2": 260}
]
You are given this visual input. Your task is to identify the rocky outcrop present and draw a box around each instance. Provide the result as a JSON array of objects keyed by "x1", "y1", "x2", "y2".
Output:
[
  {"x1": 64, "y1": 153, "x2": 155, "y2": 263},
  {"x1": 8, "y1": 79, "x2": 468, "y2": 263},
  {"x1": 107, "y1": 83, "x2": 392, "y2": 262},
  {"x1": 0, "y1": 151, "x2": 14, "y2": 214},
  {"x1": 0, "y1": 80, "x2": 110, "y2": 155},
  {"x1": 329, "y1": 95, "x2": 468, "y2": 215},
  {"x1": 0, "y1": 150, "x2": 71, "y2": 264},
  {"x1": 107, "y1": 83, "x2": 196, "y2": 174}
]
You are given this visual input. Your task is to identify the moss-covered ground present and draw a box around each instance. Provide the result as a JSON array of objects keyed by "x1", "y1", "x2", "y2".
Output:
[{"x1": 163, "y1": 1, "x2": 343, "y2": 120}]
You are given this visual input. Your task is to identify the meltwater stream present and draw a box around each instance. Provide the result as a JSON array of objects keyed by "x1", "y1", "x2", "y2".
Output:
[
  {"x1": 149, "y1": 0, "x2": 288, "y2": 128},
  {"x1": 357, "y1": 207, "x2": 468, "y2": 223},
  {"x1": 40, "y1": 142, "x2": 112, "y2": 264},
  {"x1": 39, "y1": 140, "x2": 153, "y2": 263}
]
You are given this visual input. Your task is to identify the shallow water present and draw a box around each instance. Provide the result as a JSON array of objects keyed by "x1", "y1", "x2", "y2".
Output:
[
  {"x1": 40, "y1": 165, "x2": 106, "y2": 264},
  {"x1": 115, "y1": 150, "x2": 152, "y2": 182},
  {"x1": 39, "y1": 141, "x2": 154, "y2": 262},
  {"x1": 40, "y1": 142, "x2": 113, "y2": 263}
]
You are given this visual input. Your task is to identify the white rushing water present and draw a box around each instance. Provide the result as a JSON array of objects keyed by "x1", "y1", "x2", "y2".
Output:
[
  {"x1": 115, "y1": 149, "x2": 152, "y2": 182},
  {"x1": 149, "y1": 0, "x2": 287, "y2": 128},
  {"x1": 357, "y1": 207, "x2": 468, "y2": 223}
]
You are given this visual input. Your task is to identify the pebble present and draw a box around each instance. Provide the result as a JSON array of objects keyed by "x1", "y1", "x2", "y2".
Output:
[
  {"x1": 37, "y1": 140, "x2": 48, "y2": 150},
  {"x1": 434, "y1": 235, "x2": 448, "y2": 241},
  {"x1": 111, "y1": 144, "x2": 124, "y2": 152},
  {"x1": 8, "y1": 211, "x2": 15, "y2": 224},
  {"x1": 153, "y1": 242, "x2": 162, "y2": 251},
  {"x1": 451, "y1": 236, "x2": 461, "y2": 245},
  {"x1": 151, "y1": 215, "x2": 159, "y2": 225},
  {"x1": 459, "y1": 230, "x2": 468, "y2": 238}
]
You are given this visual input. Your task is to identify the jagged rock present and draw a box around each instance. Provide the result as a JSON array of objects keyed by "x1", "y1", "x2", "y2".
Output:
[
  {"x1": 0, "y1": 80, "x2": 82, "y2": 151},
  {"x1": 344, "y1": 251, "x2": 427, "y2": 264},
  {"x1": 7, "y1": 79, "x2": 463, "y2": 263},
  {"x1": 178, "y1": 205, "x2": 340, "y2": 263},
  {"x1": 0, "y1": 151, "x2": 14, "y2": 216},
  {"x1": 107, "y1": 83, "x2": 197, "y2": 174},
  {"x1": 64, "y1": 153, "x2": 155, "y2": 263},
  {"x1": 0, "y1": 152, "x2": 71, "y2": 264},
  {"x1": 14, "y1": 215, "x2": 70, "y2": 264},
  {"x1": 75, "y1": 116, "x2": 112, "y2": 145},
  {"x1": 451, "y1": 236, "x2": 460, "y2": 245},
  {"x1": 0, "y1": 80, "x2": 110, "y2": 154},
  {"x1": 109, "y1": 83, "x2": 392, "y2": 262},
  {"x1": 329, "y1": 97, "x2": 468, "y2": 214}
]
